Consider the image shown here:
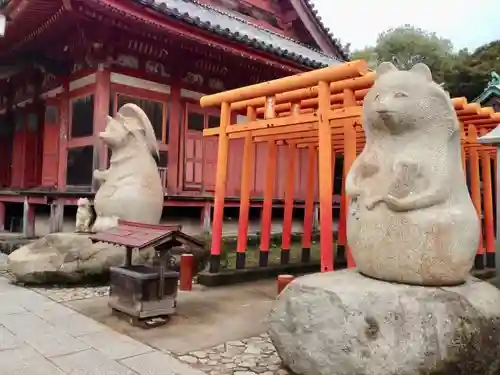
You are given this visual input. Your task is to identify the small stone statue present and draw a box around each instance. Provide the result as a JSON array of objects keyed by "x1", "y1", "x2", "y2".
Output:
[
  {"x1": 346, "y1": 62, "x2": 480, "y2": 286},
  {"x1": 75, "y1": 198, "x2": 94, "y2": 233},
  {"x1": 92, "y1": 103, "x2": 164, "y2": 233}
]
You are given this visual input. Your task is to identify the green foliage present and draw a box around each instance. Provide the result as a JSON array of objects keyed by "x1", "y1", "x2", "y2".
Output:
[
  {"x1": 352, "y1": 25, "x2": 500, "y2": 100},
  {"x1": 445, "y1": 41, "x2": 500, "y2": 100}
]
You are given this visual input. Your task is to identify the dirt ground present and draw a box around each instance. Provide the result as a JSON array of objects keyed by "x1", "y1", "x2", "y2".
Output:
[{"x1": 64, "y1": 279, "x2": 278, "y2": 355}]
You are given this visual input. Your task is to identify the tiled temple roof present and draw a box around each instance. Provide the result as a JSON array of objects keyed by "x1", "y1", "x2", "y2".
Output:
[{"x1": 134, "y1": 0, "x2": 341, "y2": 68}]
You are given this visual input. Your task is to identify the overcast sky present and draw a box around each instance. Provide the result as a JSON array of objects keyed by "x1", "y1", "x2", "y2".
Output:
[{"x1": 311, "y1": 0, "x2": 500, "y2": 52}]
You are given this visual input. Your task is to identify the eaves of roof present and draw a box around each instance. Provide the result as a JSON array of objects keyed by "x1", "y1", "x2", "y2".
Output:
[
  {"x1": 301, "y1": 0, "x2": 348, "y2": 61},
  {"x1": 132, "y1": 0, "x2": 341, "y2": 69},
  {"x1": 474, "y1": 85, "x2": 500, "y2": 104}
]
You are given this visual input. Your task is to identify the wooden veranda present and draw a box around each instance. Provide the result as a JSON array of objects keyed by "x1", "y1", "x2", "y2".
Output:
[{"x1": 200, "y1": 60, "x2": 500, "y2": 274}]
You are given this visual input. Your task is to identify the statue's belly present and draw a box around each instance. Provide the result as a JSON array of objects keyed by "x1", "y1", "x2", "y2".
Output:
[
  {"x1": 94, "y1": 174, "x2": 163, "y2": 224},
  {"x1": 347, "y1": 198, "x2": 479, "y2": 286}
]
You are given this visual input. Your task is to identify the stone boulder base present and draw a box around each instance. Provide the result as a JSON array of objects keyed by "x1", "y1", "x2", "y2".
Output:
[
  {"x1": 268, "y1": 270, "x2": 500, "y2": 375},
  {"x1": 7, "y1": 233, "x2": 154, "y2": 284}
]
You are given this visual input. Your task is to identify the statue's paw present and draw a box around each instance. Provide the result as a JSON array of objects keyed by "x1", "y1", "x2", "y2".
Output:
[{"x1": 364, "y1": 196, "x2": 384, "y2": 210}]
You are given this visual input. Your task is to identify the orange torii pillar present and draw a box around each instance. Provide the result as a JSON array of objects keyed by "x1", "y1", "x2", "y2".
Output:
[
  {"x1": 494, "y1": 153, "x2": 498, "y2": 239},
  {"x1": 235, "y1": 107, "x2": 256, "y2": 269},
  {"x1": 317, "y1": 81, "x2": 335, "y2": 272},
  {"x1": 341, "y1": 89, "x2": 357, "y2": 268},
  {"x1": 480, "y1": 145, "x2": 496, "y2": 268},
  {"x1": 280, "y1": 142, "x2": 297, "y2": 265},
  {"x1": 208, "y1": 102, "x2": 231, "y2": 273},
  {"x1": 301, "y1": 145, "x2": 316, "y2": 262},
  {"x1": 259, "y1": 139, "x2": 277, "y2": 267},
  {"x1": 468, "y1": 124, "x2": 485, "y2": 269}
]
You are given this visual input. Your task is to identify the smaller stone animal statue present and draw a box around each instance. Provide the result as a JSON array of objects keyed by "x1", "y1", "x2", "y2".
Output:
[
  {"x1": 346, "y1": 62, "x2": 480, "y2": 286},
  {"x1": 75, "y1": 198, "x2": 94, "y2": 233},
  {"x1": 92, "y1": 103, "x2": 164, "y2": 233}
]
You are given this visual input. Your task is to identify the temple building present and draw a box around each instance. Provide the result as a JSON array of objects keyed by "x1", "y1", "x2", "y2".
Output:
[
  {"x1": 0, "y1": 0, "x2": 345, "y2": 235},
  {"x1": 474, "y1": 72, "x2": 500, "y2": 111}
]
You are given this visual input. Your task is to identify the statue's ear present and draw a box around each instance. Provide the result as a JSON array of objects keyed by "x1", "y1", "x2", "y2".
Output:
[
  {"x1": 376, "y1": 62, "x2": 397, "y2": 78},
  {"x1": 410, "y1": 63, "x2": 433, "y2": 82}
]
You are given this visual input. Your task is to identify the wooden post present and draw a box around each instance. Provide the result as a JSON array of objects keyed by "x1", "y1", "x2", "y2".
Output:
[
  {"x1": 281, "y1": 143, "x2": 297, "y2": 265},
  {"x1": 259, "y1": 140, "x2": 277, "y2": 267},
  {"x1": 277, "y1": 274, "x2": 295, "y2": 294},
  {"x1": 480, "y1": 149, "x2": 496, "y2": 268},
  {"x1": 236, "y1": 107, "x2": 256, "y2": 269},
  {"x1": 49, "y1": 202, "x2": 64, "y2": 233},
  {"x1": 343, "y1": 121, "x2": 357, "y2": 269},
  {"x1": 57, "y1": 80, "x2": 70, "y2": 191},
  {"x1": 341, "y1": 89, "x2": 357, "y2": 269},
  {"x1": 167, "y1": 82, "x2": 182, "y2": 194},
  {"x1": 208, "y1": 101, "x2": 231, "y2": 273},
  {"x1": 22, "y1": 198, "x2": 35, "y2": 238},
  {"x1": 317, "y1": 80, "x2": 334, "y2": 272},
  {"x1": 201, "y1": 203, "x2": 211, "y2": 234},
  {"x1": 460, "y1": 122, "x2": 466, "y2": 174},
  {"x1": 179, "y1": 254, "x2": 194, "y2": 291},
  {"x1": 468, "y1": 124, "x2": 485, "y2": 269},
  {"x1": 301, "y1": 145, "x2": 316, "y2": 263},
  {"x1": 92, "y1": 64, "x2": 111, "y2": 192},
  {"x1": 0, "y1": 201, "x2": 5, "y2": 231}
]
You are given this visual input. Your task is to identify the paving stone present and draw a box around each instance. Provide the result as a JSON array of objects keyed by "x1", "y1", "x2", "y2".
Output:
[
  {"x1": 0, "y1": 288, "x2": 53, "y2": 311},
  {"x1": 78, "y1": 329, "x2": 154, "y2": 360},
  {"x1": 45, "y1": 312, "x2": 107, "y2": 336},
  {"x1": 52, "y1": 348, "x2": 136, "y2": 375},
  {"x1": 23, "y1": 330, "x2": 90, "y2": 358},
  {"x1": 0, "y1": 311, "x2": 57, "y2": 337},
  {"x1": 121, "y1": 350, "x2": 206, "y2": 375},
  {"x1": 0, "y1": 325, "x2": 21, "y2": 351},
  {"x1": 31, "y1": 300, "x2": 78, "y2": 320},
  {"x1": 0, "y1": 299, "x2": 27, "y2": 315},
  {"x1": 0, "y1": 345, "x2": 66, "y2": 375}
]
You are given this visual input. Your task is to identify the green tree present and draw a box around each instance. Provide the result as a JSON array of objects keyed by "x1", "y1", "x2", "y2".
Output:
[
  {"x1": 445, "y1": 41, "x2": 500, "y2": 100},
  {"x1": 352, "y1": 25, "x2": 455, "y2": 85}
]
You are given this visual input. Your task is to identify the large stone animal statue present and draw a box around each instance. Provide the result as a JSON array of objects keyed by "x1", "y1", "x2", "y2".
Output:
[
  {"x1": 345, "y1": 62, "x2": 480, "y2": 286},
  {"x1": 92, "y1": 103, "x2": 164, "y2": 232}
]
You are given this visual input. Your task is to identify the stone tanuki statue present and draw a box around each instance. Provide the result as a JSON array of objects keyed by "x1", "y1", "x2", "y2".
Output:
[
  {"x1": 267, "y1": 63, "x2": 500, "y2": 375},
  {"x1": 92, "y1": 103, "x2": 164, "y2": 232},
  {"x1": 345, "y1": 62, "x2": 480, "y2": 286},
  {"x1": 75, "y1": 197, "x2": 94, "y2": 233}
]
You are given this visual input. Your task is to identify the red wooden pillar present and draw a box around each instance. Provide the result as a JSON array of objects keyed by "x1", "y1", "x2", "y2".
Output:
[
  {"x1": 468, "y1": 124, "x2": 485, "y2": 269},
  {"x1": 208, "y1": 102, "x2": 231, "y2": 273},
  {"x1": 92, "y1": 65, "x2": 111, "y2": 191},
  {"x1": 480, "y1": 149, "x2": 496, "y2": 268},
  {"x1": 317, "y1": 81, "x2": 334, "y2": 272},
  {"x1": 57, "y1": 80, "x2": 70, "y2": 191},
  {"x1": 0, "y1": 201, "x2": 5, "y2": 231},
  {"x1": 301, "y1": 145, "x2": 316, "y2": 262},
  {"x1": 281, "y1": 143, "x2": 297, "y2": 265},
  {"x1": 259, "y1": 140, "x2": 277, "y2": 267},
  {"x1": 167, "y1": 82, "x2": 182, "y2": 194},
  {"x1": 236, "y1": 107, "x2": 256, "y2": 269}
]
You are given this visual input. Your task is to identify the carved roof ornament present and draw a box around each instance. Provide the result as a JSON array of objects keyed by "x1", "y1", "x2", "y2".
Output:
[{"x1": 488, "y1": 71, "x2": 500, "y2": 87}]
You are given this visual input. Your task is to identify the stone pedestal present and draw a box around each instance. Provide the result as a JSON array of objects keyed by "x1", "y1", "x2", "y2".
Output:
[{"x1": 268, "y1": 270, "x2": 500, "y2": 375}]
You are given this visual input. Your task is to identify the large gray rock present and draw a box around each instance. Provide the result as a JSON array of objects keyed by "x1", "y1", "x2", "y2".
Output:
[
  {"x1": 268, "y1": 270, "x2": 500, "y2": 375},
  {"x1": 7, "y1": 233, "x2": 154, "y2": 284}
]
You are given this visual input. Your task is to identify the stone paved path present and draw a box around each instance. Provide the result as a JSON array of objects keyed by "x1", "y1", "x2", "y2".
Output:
[{"x1": 0, "y1": 275, "x2": 205, "y2": 375}]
